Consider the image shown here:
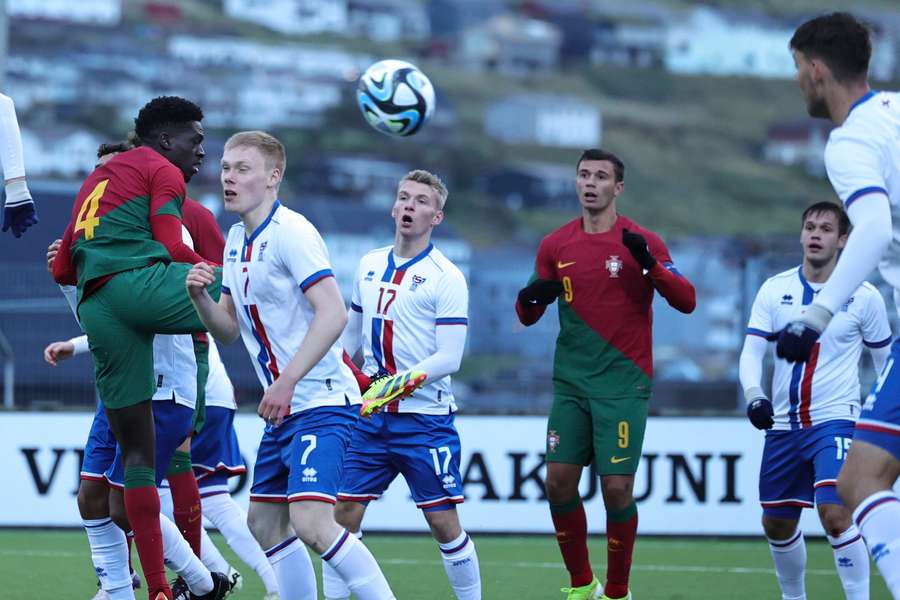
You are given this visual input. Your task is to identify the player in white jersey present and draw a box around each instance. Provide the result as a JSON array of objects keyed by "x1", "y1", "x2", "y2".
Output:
[
  {"x1": 774, "y1": 12, "x2": 900, "y2": 598},
  {"x1": 186, "y1": 130, "x2": 395, "y2": 600},
  {"x1": 741, "y1": 202, "x2": 890, "y2": 600},
  {"x1": 322, "y1": 170, "x2": 481, "y2": 600},
  {"x1": 0, "y1": 91, "x2": 38, "y2": 237}
]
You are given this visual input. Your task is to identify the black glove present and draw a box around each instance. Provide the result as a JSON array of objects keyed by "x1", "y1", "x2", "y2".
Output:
[
  {"x1": 622, "y1": 228, "x2": 656, "y2": 270},
  {"x1": 2, "y1": 200, "x2": 38, "y2": 238},
  {"x1": 747, "y1": 398, "x2": 774, "y2": 430},
  {"x1": 517, "y1": 278, "x2": 564, "y2": 306}
]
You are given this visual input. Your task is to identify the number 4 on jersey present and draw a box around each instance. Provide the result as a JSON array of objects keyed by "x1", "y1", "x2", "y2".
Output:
[{"x1": 74, "y1": 179, "x2": 109, "y2": 240}]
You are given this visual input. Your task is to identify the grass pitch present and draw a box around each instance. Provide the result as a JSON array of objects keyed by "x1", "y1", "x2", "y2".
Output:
[{"x1": 0, "y1": 529, "x2": 889, "y2": 599}]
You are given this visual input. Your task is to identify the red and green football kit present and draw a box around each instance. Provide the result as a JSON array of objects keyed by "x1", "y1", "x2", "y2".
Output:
[
  {"x1": 517, "y1": 215, "x2": 695, "y2": 475},
  {"x1": 52, "y1": 147, "x2": 220, "y2": 409}
]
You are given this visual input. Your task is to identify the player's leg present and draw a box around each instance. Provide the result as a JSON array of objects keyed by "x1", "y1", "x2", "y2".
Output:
[
  {"x1": 247, "y1": 421, "x2": 317, "y2": 600},
  {"x1": 158, "y1": 483, "x2": 232, "y2": 578},
  {"x1": 286, "y1": 406, "x2": 395, "y2": 600},
  {"x1": 809, "y1": 421, "x2": 869, "y2": 600},
  {"x1": 167, "y1": 437, "x2": 202, "y2": 558},
  {"x1": 592, "y1": 396, "x2": 648, "y2": 600},
  {"x1": 545, "y1": 394, "x2": 596, "y2": 597},
  {"x1": 838, "y1": 354, "x2": 900, "y2": 599},
  {"x1": 758, "y1": 429, "x2": 812, "y2": 600}
]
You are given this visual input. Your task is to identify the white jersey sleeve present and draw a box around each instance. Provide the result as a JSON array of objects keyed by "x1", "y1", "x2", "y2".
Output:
[
  {"x1": 746, "y1": 282, "x2": 775, "y2": 339},
  {"x1": 277, "y1": 219, "x2": 333, "y2": 293}
]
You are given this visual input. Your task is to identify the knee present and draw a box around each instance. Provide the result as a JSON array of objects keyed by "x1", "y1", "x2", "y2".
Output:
[
  {"x1": 77, "y1": 483, "x2": 109, "y2": 520},
  {"x1": 333, "y1": 501, "x2": 362, "y2": 532},
  {"x1": 761, "y1": 516, "x2": 797, "y2": 541},
  {"x1": 820, "y1": 506, "x2": 852, "y2": 538},
  {"x1": 109, "y1": 498, "x2": 130, "y2": 532},
  {"x1": 247, "y1": 506, "x2": 272, "y2": 546},
  {"x1": 836, "y1": 475, "x2": 859, "y2": 511},
  {"x1": 601, "y1": 481, "x2": 633, "y2": 511},
  {"x1": 544, "y1": 473, "x2": 578, "y2": 504}
]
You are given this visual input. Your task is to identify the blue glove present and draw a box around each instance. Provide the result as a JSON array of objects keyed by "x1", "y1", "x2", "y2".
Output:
[
  {"x1": 2, "y1": 200, "x2": 38, "y2": 238},
  {"x1": 775, "y1": 304, "x2": 831, "y2": 363},
  {"x1": 746, "y1": 397, "x2": 774, "y2": 430}
]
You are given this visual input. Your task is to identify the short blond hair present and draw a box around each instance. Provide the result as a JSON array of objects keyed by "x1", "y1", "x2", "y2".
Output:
[
  {"x1": 224, "y1": 130, "x2": 286, "y2": 174},
  {"x1": 400, "y1": 169, "x2": 448, "y2": 209}
]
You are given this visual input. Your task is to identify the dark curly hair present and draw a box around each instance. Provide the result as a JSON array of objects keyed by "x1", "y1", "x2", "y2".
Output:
[
  {"x1": 790, "y1": 13, "x2": 871, "y2": 82},
  {"x1": 133, "y1": 96, "x2": 203, "y2": 143},
  {"x1": 96, "y1": 139, "x2": 135, "y2": 159}
]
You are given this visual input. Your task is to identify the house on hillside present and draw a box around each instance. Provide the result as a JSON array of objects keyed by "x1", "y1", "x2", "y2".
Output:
[
  {"x1": 9, "y1": 0, "x2": 121, "y2": 25},
  {"x1": 763, "y1": 118, "x2": 832, "y2": 177},
  {"x1": 479, "y1": 162, "x2": 574, "y2": 211},
  {"x1": 591, "y1": 18, "x2": 666, "y2": 68},
  {"x1": 21, "y1": 127, "x2": 103, "y2": 179},
  {"x1": 347, "y1": 0, "x2": 429, "y2": 42},
  {"x1": 223, "y1": 0, "x2": 348, "y2": 35},
  {"x1": 484, "y1": 94, "x2": 601, "y2": 148},
  {"x1": 298, "y1": 155, "x2": 413, "y2": 209},
  {"x1": 458, "y1": 14, "x2": 562, "y2": 76}
]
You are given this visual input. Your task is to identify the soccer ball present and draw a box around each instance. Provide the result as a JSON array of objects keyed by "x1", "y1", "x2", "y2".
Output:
[{"x1": 356, "y1": 59, "x2": 435, "y2": 137}]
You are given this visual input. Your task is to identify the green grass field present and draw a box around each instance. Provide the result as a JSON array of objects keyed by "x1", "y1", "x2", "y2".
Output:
[{"x1": 0, "y1": 529, "x2": 890, "y2": 599}]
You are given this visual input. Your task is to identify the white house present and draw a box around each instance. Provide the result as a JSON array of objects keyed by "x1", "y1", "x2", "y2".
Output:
[
  {"x1": 21, "y1": 127, "x2": 103, "y2": 179},
  {"x1": 484, "y1": 94, "x2": 601, "y2": 148},
  {"x1": 9, "y1": 0, "x2": 121, "y2": 25},
  {"x1": 223, "y1": 0, "x2": 348, "y2": 35}
]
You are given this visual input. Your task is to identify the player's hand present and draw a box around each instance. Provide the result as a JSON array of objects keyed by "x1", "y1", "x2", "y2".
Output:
[
  {"x1": 622, "y1": 229, "x2": 656, "y2": 271},
  {"x1": 43, "y1": 341, "x2": 75, "y2": 366},
  {"x1": 186, "y1": 262, "x2": 217, "y2": 299},
  {"x1": 517, "y1": 279, "x2": 564, "y2": 306},
  {"x1": 46, "y1": 239, "x2": 61, "y2": 274},
  {"x1": 775, "y1": 304, "x2": 832, "y2": 363},
  {"x1": 746, "y1": 397, "x2": 774, "y2": 430},
  {"x1": 2, "y1": 199, "x2": 38, "y2": 238},
  {"x1": 258, "y1": 378, "x2": 292, "y2": 427}
]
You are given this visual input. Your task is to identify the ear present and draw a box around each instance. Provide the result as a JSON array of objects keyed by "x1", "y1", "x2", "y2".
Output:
[
  {"x1": 268, "y1": 167, "x2": 282, "y2": 189},
  {"x1": 613, "y1": 180, "x2": 625, "y2": 196},
  {"x1": 158, "y1": 132, "x2": 172, "y2": 150},
  {"x1": 837, "y1": 233, "x2": 848, "y2": 250},
  {"x1": 432, "y1": 210, "x2": 444, "y2": 226}
]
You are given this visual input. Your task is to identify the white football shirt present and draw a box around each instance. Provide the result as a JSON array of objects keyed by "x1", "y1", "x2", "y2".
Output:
[
  {"x1": 205, "y1": 338, "x2": 235, "y2": 410},
  {"x1": 223, "y1": 201, "x2": 360, "y2": 413},
  {"x1": 825, "y1": 90, "x2": 900, "y2": 290},
  {"x1": 747, "y1": 266, "x2": 891, "y2": 430},
  {"x1": 351, "y1": 243, "x2": 468, "y2": 414}
]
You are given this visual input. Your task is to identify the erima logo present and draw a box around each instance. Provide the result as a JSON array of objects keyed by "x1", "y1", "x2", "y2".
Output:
[
  {"x1": 95, "y1": 567, "x2": 107, "y2": 578},
  {"x1": 258, "y1": 241, "x2": 268, "y2": 261},
  {"x1": 227, "y1": 248, "x2": 238, "y2": 263},
  {"x1": 442, "y1": 474, "x2": 456, "y2": 488},
  {"x1": 364, "y1": 270, "x2": 375, "y2": 281},
  {"x1": 781, "y1": 294, "x2": 793, "y2": 305},
  {"x1": 838, "y1": 557, "x2": 853, "y2": 567},
  {"x1": 872, "y1": 543, "x2": 890, "y2": 562},
  {"x1": 302, "y1": 467, "x2": 318, "y2": 483}
]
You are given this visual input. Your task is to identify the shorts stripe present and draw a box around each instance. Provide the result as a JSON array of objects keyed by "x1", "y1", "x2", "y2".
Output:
[
  {"x1": 288, "y1": 491, "x2": 336, "y2": 504},
  {"x1": 250, "y1": 493, "x2": 288, "y2": 503},
  {"x1": 856, "y1": 496, "x2": 900, "y2": 527},
  {"x1": 194, "y1": 464, "x2": 247, "y2": 479},
  {"x1": 814, "y1": 479, "x2": 837, "y2": 489},
  {"x1": 80, "y1": 472, "x2": 108, "y2": 482},
  {"x1": 856, "y1": 420, "x2": 900, "y2": 435},
  {"x1": 761, "y1": 499, "x2": 814, "y2": 509},
  {"x1": 337, "y1": 493, "x2": 381, "y2": 502},
  {"x1": 416, "y1": 495, "x2": 465, "y2": 509}
]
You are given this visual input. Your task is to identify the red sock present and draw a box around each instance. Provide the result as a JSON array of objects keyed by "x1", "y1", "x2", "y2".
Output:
[
  {"x1": 605, "y1": 503, "x2": 638, "y2": 599},
  {"x1": 123, "y1": 467, "x2": 170, "y2": 600},
  {"x1": 550, "y1": 497, "x2": 593, "y2": 587},
  {"x1": 168, "y1": 467, "x2": 202, "y2": 557}
]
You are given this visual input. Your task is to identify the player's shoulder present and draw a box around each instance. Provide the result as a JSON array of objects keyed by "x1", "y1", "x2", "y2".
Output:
[
  {"x1": 270, "y1": 204, "x2": 323, "y2": 239},
  {"x1": 426, "y1": 246, "x2": 466, "y2": 280},
  {"x1": 854, "y1": 281, "x2": 886, "y2": 305},
  {"x1": 759, "y1": 267, "x2": 800, "y2": 294},
  {"x1": 225, "y1": 221, "x2": 245, "y2": 245},
  {"x1": 360, "y1": 245, "x2": 393, "y2": 261},
  {"x1": 111, "y1": 146, "x2": 171, "y2": 174},
  {"x1": 619, "y1": 215, "x2": 663, "y2": 242},
  {"x1": 541, "y1": 217, "x2": 582, "y2": 247}
]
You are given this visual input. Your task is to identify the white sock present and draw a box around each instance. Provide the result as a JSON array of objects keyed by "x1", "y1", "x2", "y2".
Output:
[
  {"x1": 83, "y1": 518, "x2": 134, "y2": 600},
  {"x1": 323, "y1": 529, "x2": 395, "y2": 600},
  {"x1": 202, "y1": 491, "x2": 279, "y2": 594},
  {"x1": 159, "y1": 512, "x2": 213, "y2": 595},
  {"x1": 827, "y1": 524, "x2": 869, "y2": 600},
  {"x1": 200, "y1": 526, "x2": 230, "y2": 574},
  {"x1": 158, "y1": 484, "x2": 174, "y2": 520},
  {"x1": 265, "y1": 536, "x2": 317, "y2": 600},
  {"x1": 323, "y1": 531, "x2": 361, "y2": 600},
  {"x1": 854, "y1": 491, "x2": 900, "y2": 598},
  {"x1": 768, "y1": 530, "x2": 806, "y2": 600},
  {"x1": 439, "y1": 531, "x2": 481, "y2": 600}
]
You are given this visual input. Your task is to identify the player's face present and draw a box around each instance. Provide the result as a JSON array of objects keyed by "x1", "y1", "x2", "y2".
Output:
[
  {"x1": 221, "y1": 145, "x2": 281, "y2": 216},
  {"x1": 164, "y1": 121, "x2": 205, "y2": 182},
  {"x1": 575, "y1": 159, "x2": 623, "y2": 213},
  {"x1": 391, "y1": 180, "x2": 443, "y2": 238},
  {"x1": 792, "y1": 50, "x2": 829, "y2": 119},
  {"x1": 801, "y1": 211, "x2": 846, "y2": 267}
]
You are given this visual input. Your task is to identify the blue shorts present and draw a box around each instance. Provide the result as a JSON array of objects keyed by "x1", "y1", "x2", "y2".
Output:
[
  {"x1": 198, "y1": 471, "x2": 232, "y2": 500},
  {"x1": 192, "y1": 406, "x2": 245, "y2": 481},
  {"x1": 81, "y1": 400, "x2": 118, "y2": 482},
  {"x1": 856, "y1": 342, "x2": 900, "y2": 460},
  {"x1": 759, "y1": 419, "x2": 854, "y2": 519},
  {"x1": 104, "y1": 400, "x2": 194, "y2": 488},
  {"x1": 250, "y1": 404, "x2": 358, "y2": 504},
  {"x1": 338, "y1": 412, "x2": 465, "y2": 512}
]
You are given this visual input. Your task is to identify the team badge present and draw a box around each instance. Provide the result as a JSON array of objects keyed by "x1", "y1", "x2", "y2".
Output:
[
  {"x1": 411, "y1": 274, "x2": 427, "y2": 291},
  {"x1": 547, "y1": 430, "x2": 560, "y2": 452},
  {"x1": 841, "y1": 296, "x2": 855, "y2": 312},
  {"x1": 257, "y1": 241, "x2": 267, "y2": 261},
  {"x1": 605, "y1": 255, "x2": 623, "y2": 278}
]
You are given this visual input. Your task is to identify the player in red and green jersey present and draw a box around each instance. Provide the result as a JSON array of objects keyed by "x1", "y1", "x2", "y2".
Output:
[
  {"x1": 516, "y1": 148, "x2": 696, "y2": 600},
  {"x1": 51, "y1": 97, "x2": 226, "y2": 600}
]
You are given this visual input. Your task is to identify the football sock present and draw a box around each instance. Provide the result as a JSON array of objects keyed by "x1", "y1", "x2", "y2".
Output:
[
  {"x1": 159, "y1": 512, "x2": 213, "y2": 595},
  {"x1": 323, "y1": 531, "x2": 360, "y2": 600},
  {"x1": 83, "y1": 517, "x2": 134, "y2": 599},
  {"x1": 323, "y1": 529, "x2": 396, "y2": 600},
  {"x1": 438, "y1": 530, "x2": 482, "y2": 600},
  {"x1": 549, "y1": 495, "x2": 593, "y2": 588},
  {"x1": 167, "y1": 451, "x2": 203, "y2": 557},
  {"x1": 200, "y1": 526, "x2": 230, "y2": 574},
  {"x1": 123, "y1": 467, "x2": 169, "y2": 600},
  {"x1": 605, "y1": 501, "x2": 638, "y2": 599},
  {"x1": 157, "y1": 484, "x2": 174, "y2": 519},
  {"x1": 126, "y1": 530, "x2": 135, "y2": 578},
  {"x1": 202, "y1": 490, "x2": 279, "y2": 594},
  {"x1": 854, "y1": 491, "x2": 900, "y2": 597},
  {"x1": 265, "y1": 536, "x2": 317, "y2": 600},
  {"x1": 827, "y1": 524, "x2": 869, "y2": 600},
  {"x1": 768, "y1": 529, "x2": 807, "y2": 600}
]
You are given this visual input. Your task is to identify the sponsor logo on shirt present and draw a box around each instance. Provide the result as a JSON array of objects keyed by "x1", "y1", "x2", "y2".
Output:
[
  {"x1": 226, "y1": 248, "x2": 238, "y2": 263},
  {"x1": 364, "y1": 270, "x2": 375, "y2": 281},
  {"x1": 781, "y1": 294, "x2": 793, "y2": 305}
]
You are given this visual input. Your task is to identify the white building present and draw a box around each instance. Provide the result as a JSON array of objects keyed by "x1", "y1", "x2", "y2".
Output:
[
  {"x1": 484, "y1": 94, "x2": 601, "y2": 148},
  {"x1": 21, "y1": 128, "x2": 103, "y2": 179},
  {"x1": 9, "y1": 0, "x2": 121, "y2": 25},
  {"x1": 224, "y1": 0, "x2": 348, "y2": 35}
]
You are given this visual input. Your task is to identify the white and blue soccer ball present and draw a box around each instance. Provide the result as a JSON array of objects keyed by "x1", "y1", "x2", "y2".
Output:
[{"x1": 356, "y1": 59, "x2": 435, "y2": 137}]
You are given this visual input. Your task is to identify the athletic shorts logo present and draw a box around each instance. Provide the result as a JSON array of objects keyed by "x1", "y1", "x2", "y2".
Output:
[
  {"x1": 547, "y1": 430, "x2": 560, "y2": 452},
  {"x1": 557, "y1": 260, "x2": 576, "y2": 269},
  {"x1": 610, "y1": 456, "x2": 631, "y2": 464},
  {"x1": 606, "y1": 255, "x2": 623, "y2": 278},
  {"x1": 302, "y1": 467, "x2": 318, "y2": 483},
  {"x1": 442, "y1": 474, "x2": 456, "y2": 489}
]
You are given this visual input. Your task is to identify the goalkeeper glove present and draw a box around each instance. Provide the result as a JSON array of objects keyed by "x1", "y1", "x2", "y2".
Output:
[
  {"x1": 360, "y1": 370, "x2": 427, "y2": 417},
  {"x1": 622, "y1": 228, "x2": 656, "y2": 271},
  {"x1": 517, "y1": 279, "x2": 563, "y2": 306}
]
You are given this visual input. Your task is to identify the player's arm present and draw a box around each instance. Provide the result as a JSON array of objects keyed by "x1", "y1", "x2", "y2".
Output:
[
  {"x1": 739, "y1": 286, "x2": 775, "y2": 429},
  {"x1": 149, "y1": 165, "x2": 213, "y2": 265},
  {"x1": 183, "y1": 198, "x2": 225, "y2": 262},
  {"x1": 516, "y1": 237, "x2": 561, "y2": 326},
  {"x1": 408, "y1": 269, "x2": 469, "y2": 382},
  {"x1": 0, "y1": 92, "x2": 38, "y2": 237},
  {"x1": 626, "y1": 229, "x2": 696, "y2": 313},
  {"x1": 186, "y1": 262, "x2": 239, "y2": 343},
  {"x1": 43, "y1": 334, "x2": 89, "y2": 366},
  {"x1": 861, "y1": 288, "x2": 893, "y2": 373},
  {"x1": 51, "y1": 223, "x2": 78, "y2": 286}
]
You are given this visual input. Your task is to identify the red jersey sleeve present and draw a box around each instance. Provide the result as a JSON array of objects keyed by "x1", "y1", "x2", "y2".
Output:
[
  {"x1": 52, "y1": 223, "x2": 77, "y2": 286},
  {"x1": 516, "y1": 236, "x2": 556, "y2": 326},
  {"x1": 148, "y1": 164, "x2": 207, "y2": 264},
  {"x1": 182, "y1": 198, "x2": 225, "y2": 264},
  {"x1": 646, "y1": 232, "x2": 696, "y2": 313}
]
